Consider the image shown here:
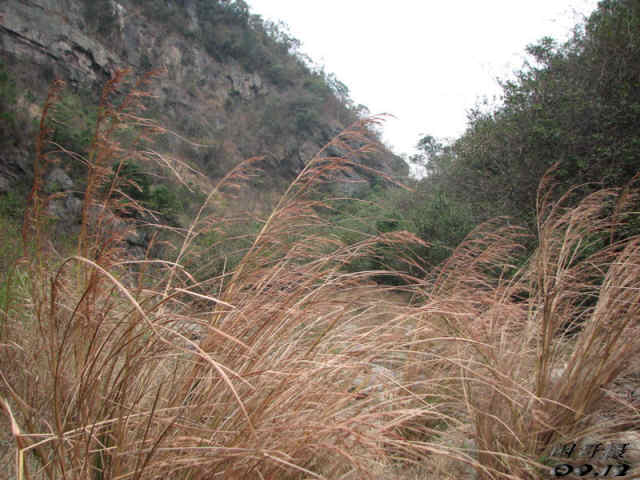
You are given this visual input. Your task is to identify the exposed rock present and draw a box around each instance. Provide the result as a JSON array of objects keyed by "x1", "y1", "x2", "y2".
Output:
[
  {"x1": 227, "y1": 70, "x2": 265, "y2": 100},
  {"x1": 0, "y1": 0, "x2": 118, "y2": 86},
  {"x1": 0, "y1": 0, "x2": 406, "y2": 191},
  {"x1": 112, "y1": 1, "x2": 126, "y2": 33},
  {"x1": 127, "y1": 245, "x2": 146, "y2": 260},
  {"x1": 125, "y1": 228, "x2": 147, "y2": 247},
  {"x1": 350, "y1": 364, "x2": 398, "y2": 404},
  {"x1": 44, "y1": 167, "x2": 80, "y2": 223},
  {"x1": 0, "y1": 148, "x2": 31, "y2": 193},
  {"x1": 47, "y1": 193, "x2": 81, "y2": 220},
  {"x1": 64, "y1": 194, "x2": 82, "y2": 217},
  {"x1": 87, "y1": 203, "x2": 149, "y2": 255},
  {"x1": 550, "y1": 363, "x2": 567, "y2": 383},
  {"x1": 45, "y1": 167, "x2": 73, "y2": 192}
]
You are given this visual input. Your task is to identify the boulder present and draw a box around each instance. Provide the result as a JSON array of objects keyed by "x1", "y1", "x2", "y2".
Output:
[
  {"x1": 46, "y1": 193, "x2": 82, "y2": 220},
  {"x1": 0, "y1": 148, "x2": 31, "y2": 193},
  {"x1": 45, "y1": 167, "x2": 74, "y2": 193}
]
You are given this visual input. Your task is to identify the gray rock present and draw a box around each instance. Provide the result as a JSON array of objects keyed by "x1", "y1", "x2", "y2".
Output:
[
  {"x1": 88, "y1": 204, "x2": 147, "y2": 249},
  {"x1": 1, "y1": 1, "x2": 118, "y2": 85},
  {"x1": 0, "y1": 149, "x2": 31, "y2": 193},
  {"x1": 0, "y1": 176, "x2": 11, "y2": 194},
  {"x1": 127, "y1": 245, "x2": 146, "y2": 260},
  {"x1": 0, "y1": 0, "x2": 404, "y2": 190},
  {"x1": 46, "y1": 197, "x2": 66, "y2": 219},
  {"x1": 227, "y1": 70, "x2": 265, "y2": 100},
  {"x1": 64, "y1": 194, "x2": 82, "y2": 217},
  {"x1": 550, "y1": 363, "x2": 567, "y2": 383},
  {"x1": 46, "y1": 193, "x2": 81, "y2": 220},
  {"x1": 125, "y1": 228, "x2": 147, "y2": 247},
  {"x1": 45, "y1": 167, "x2": 74, "y2": 193}
]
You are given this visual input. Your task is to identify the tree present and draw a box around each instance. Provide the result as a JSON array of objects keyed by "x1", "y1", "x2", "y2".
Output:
[
  {"x1": 395, "y1": 0, "x2": 640, "y2": 270},
  {"x1": 442, "y1": 0, "x2": 640, "y2": 227}
]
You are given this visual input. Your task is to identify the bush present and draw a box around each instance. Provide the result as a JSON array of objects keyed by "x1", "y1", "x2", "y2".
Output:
[
  {"x1": 328, "y1": 187, "x2": 425, "y2": 281},
  {"x1": 109, "y1": 160, "x2": 184, "y2": 222},
  {"x1": 50, "y1": 91, "x2": 97, "y2": 155},
  {"x1": 149, "y1": 183, "x2": 182, "y2": 217},
  {"x1": 0, "y1": 190, "x2": 26, "y2": 220}
]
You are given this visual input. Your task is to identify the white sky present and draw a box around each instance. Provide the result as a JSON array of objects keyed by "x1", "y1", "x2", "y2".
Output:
[{"x1": 247, "y1": 0, "x2": 600, "y2": 158}]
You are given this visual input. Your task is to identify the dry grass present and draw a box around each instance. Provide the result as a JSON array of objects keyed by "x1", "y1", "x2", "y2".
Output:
[
  {"x1": 1, "y1": 72, "x2": 639, "y2": 480},
  {"x1": 394, "y1": 173, "x2": 640, "y2": 479}
]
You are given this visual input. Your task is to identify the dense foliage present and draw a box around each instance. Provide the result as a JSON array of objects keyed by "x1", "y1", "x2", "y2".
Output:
[{"x1": 384, "y1": 0, "x2": 640, "y2": 272}]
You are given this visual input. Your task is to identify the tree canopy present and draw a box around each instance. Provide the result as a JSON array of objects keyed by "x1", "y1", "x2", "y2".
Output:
[{"x1": 377, "y1": 0, "x2": 640, "y2": 274}]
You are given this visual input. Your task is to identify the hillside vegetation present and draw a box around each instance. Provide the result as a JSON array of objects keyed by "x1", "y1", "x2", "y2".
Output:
[
  {"x1": 1, "y1": 0, "x2": 405, "y2": 196},
  {"x1": 1, "y1": 1, "x2": 640, "y2": 480},
  {"x1": 363, "y1": 0, "x2": 640, "y2": 272}
]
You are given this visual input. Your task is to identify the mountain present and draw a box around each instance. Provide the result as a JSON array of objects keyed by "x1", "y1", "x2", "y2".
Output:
[{"x1": 0, "y1": 0, "x2": 407, "y2": 201}]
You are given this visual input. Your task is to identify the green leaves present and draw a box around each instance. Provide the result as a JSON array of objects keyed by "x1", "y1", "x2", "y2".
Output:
[
  {"x1": 398, "y1": 0, "x2": 640, "y2": 272},
  {"x1": 449, "y1": 0, "x2": 639, "y2": 226},
  {"x1": 51, "y1": 92, "x2": 98, "y2": 155}
]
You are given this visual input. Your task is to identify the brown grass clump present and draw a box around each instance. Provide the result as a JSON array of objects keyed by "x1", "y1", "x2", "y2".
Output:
[
  {"x1": 2, "y1": 71, "x2": 639, "y2": 480},
  {"x1": 0, "y1": 71, "x2": 423, "y2": 480},
  {"x1": 396, "y1": 172, "x2": 640, "y2": 479}
]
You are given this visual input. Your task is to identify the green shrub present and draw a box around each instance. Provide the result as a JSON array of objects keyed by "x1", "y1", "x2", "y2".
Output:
[
  {"x1": 109, "y1": 160, "x2": 185, "y2": 222},
  {"x1": 115, "y1": 160, "x2": 151, "y2": 201},
  {"x1": 149, "y1": 183, "x2": 182, "y2": 217},
  {"x1": 328, "y1": 188, "x2": 421, "y2": 281},
  {"x1": 409, "y1": 188, "x2": 476, "y2": 267},
  {"x1": 140, "y1": 53, "x2": 153, "y2": 71},
  {"x1": 0, "y1": 190, "x2": 26, "y2": 220},
  {"x1": 51, "y1": 92, "x2": 98, "y2": 155}
]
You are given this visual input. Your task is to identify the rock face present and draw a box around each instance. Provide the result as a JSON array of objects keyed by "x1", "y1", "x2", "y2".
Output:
[
  {"x1": 45, "y1": 167, "x2": 82, "y2": 221},
  {"x1": 0, "y1": 1, "x2": 117, "y2": 87},
  {"x1": 0, "y1": 0, "x2": 406, "y2": 186},
  {"x1": 45, "y1": 167, "x2": 74, "y2": 193},
  {"x1": 0, "y1": 147, "x2": 30, "y2": 193}
]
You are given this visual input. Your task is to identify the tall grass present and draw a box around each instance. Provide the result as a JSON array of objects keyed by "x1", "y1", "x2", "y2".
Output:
[
  {"x1": 1, "y1": 71, "x2": 639, "y2": 480},
  {"x1": 396, "y1": 173, "x2": 640, "y2": 479}
]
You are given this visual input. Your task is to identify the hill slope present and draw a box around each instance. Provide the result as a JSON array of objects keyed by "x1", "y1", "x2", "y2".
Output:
[{"x1": 0, "y1": 0, "x2": 406, "y2": 195}]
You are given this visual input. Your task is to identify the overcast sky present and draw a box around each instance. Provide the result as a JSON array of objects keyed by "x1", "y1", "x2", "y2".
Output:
[{"x1": 247, "y1": 0, "x2": 600, "y2": 158}]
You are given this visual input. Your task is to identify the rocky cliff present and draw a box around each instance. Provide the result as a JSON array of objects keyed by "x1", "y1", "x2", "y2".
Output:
[{"x1": 0, "y1": 0, "x2": 406, "y2": 196}]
